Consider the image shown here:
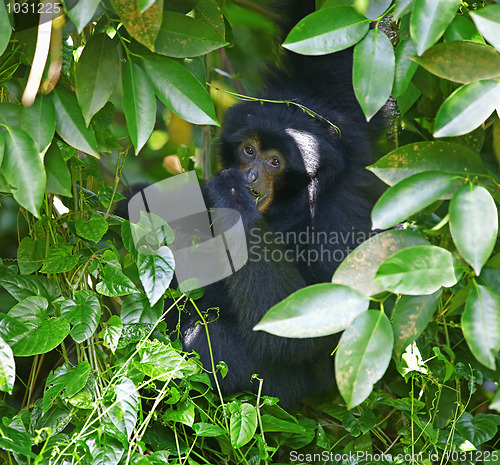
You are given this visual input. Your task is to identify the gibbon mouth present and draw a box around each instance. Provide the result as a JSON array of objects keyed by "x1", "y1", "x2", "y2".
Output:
[{"x1": 250, "y1": 188, "x2": 261, "y2": 198}]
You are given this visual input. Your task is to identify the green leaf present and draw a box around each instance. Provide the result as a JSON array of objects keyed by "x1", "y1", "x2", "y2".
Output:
[
  {"x1": 75, "y1": 212, "x2": 109, "y2": 242},
  {"x1": 96, "y1": 263, "x2": 139, "y2": 297},
  {"x1": 0, "y1": 420, "x2": 35, "y2": 459},
  {"x1": 394, "y1": 0, "x2": 414, "y2": 20},
  {"x1": 2, "y1": 126, "x2": 46, "y2": 217},
  {"x1": 0, "y1": 102, "x2": 22, "y2": 129},
  {"x1": 393, "y1": 36, "x2": 419, "y2": 97},
  {"x1": 193, "y1": 422, "x2": 226, "y2": 437},
  {"x1": 122, "y1": 60, "x2": 156, "y2": 155},
  {"x1": 444, "y1": 15, "x2": 485, "y2": 43},
  {"x1": 333, "y1": 230, "x2": 430, "y2": 296},
  {"x1": 88, "y1": 434, "x2": 124, "y2": 465},
  {"x1": 434, "y1": 80, "x2": 500, "y2": 138},
  {"x1": 357, "y1": 0, "x2": 391, "y2": 20},
  {"x1": 456, "y1": 412, "x2": 498, "y2": 445},
  {"x1": 41, "y1": 243, "x2": 78, "y2": 274},
  {"x1": 353, "y1": 29, "x2": 394, "y2": 121},
  {"x1": 137, "y1": 245, "x2": 175, "y2": 306},
  {"x1": 254, "y1": 283, "x2": 369, "y2": 337},
  {"x1": 0, "y1": 1, "x2": 10, "y2": 56},
  {"x1": 392, "y1": 290, "x2": 441, "y2": 357},
  {"x1": 109, "y1": 377, "x2": 139, "y2": 439},
  {"x1": 371, "y1": 171, "x2": 457, "y2": 230},
  {"x1": 44, "y1": 143, "x2": 72, "y2": 196},
  {"x1": 155, "y1": 11, "x2": 229, "y2": 58},
  {"x1": 52, "y1": 86, "x2": 100, "y2": 157},
  {"x1": 260, "y1": 415, "x2": 307, "y2": 434},
  {"x1": 413, "y1": 42, "x2": 500, "y2": 84},
  {"x1": 139, "y1": 0, "x2": 156, "y2": 13},
  {"x1": 64, "y1": 0, "x2": 101, "y2": 33},
  {"x1": 163, "y1": 400, "x2": 195, "y2": 426},
  {"x1": 470, "y1": 4, "x2": 500, "y2": 52},
  {"x1": 100, "y1": 315, "x2": 123, "y2": 353},
  {"x1": 368, "y1": 141, "x2": 487, "y2": 188},
  {"x1": 462, "y1": 284, "x2": 500, "y2": 370},
  {"x1": 450, "y1": 185, "x2": 498, "y2": 275},
  {"x1": 75, "y1": 33, "x2": 120, "y2": 126},
  {"x1": 141, "y1": 53, "x2": 218, "y2": 126},
  {"x1": 17, "y1": 236, "x2": 46, "y2": 275},
  {"x1": 0, "y1": 275, "x2": 60, "y2": 302},
  {"x1": 375, "y1": 245, "x2": 458, "y2": 295},
  {"x1": 336, "y1": 310, "x2": 393, "y2": 409},
  {"x1": 410, "y1": 0, "x2": 462, "y2": 55},
  {"x1": 282, "y1": 6, "x2": 370, "y2": 55},
  {"x1": 121, "y1": 293, "x2": 163, "y2": 324},
  {"x1": 111, "y1": 0, "x2": 163, "y2": 51},
  {"x1": 60, "y1": 290, "x2": 102, "y2": 343},
  {"x1": 229, "y1": 402, "x2": 258, "y2": 448},
  {"x1": 21, "y1": 93, "x2": 56, "y2": 153},
  {"x1": 0, "y1": 336, "x2": 15, "y2": 395},
  {"x1": 194, "y1": 0, "x2": 226, "y2": 39}
]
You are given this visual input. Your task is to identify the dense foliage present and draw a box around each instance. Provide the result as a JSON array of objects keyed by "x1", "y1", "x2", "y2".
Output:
[{"x1": 0, "y1": 0, "x2": 500, "y2": 463}]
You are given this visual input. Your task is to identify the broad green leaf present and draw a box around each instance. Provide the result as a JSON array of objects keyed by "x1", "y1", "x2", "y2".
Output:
[
  {"x1": 163, "y1": 400, "x2": 195, "y2": 426},
  {"x1": 282, "y1": 6, "x2": 370, "y2": 55},
  {"x1": 52, "y1": 86, "x2": 100, "y2": 157},
  {"x1": 155, "y1": 11, "x2": 229, "y2": 57},
  {"x1": 353, "y1": 29, "x2": 394, "y2": 121},
  {"x1": 121, "y1": 293, "x2": 163, "y2": 324},
  {"x1": 434, "y1": 80, "x2": 500, "y2": 138},
  {"x1": 142, "y1": 54, "x2": 218, "y2": 126},
  {"x1": 100, "y1": 315, "x2": 123, "y2": 353},
  {"x1": 260, "y1": 415, "x2": 307, "y2": 434},
  {"x1": 122, "y1": 60, "x2": 156, "y2": 155},
  {"x1": 413, "y1": 42, "x2": 500, "y2": 84},
  {"x1": 357, "y1": 0, "x2": 391, "y2": 19},
  {"x1": 0, "y1": 2, "x2": 10, "y2": 56},
  {"x1": 462, "y1": 284, "x2": 500, "y2": 370},
  {"x1": 0, "y1": 102, "x2": 22, "y2": 129},
  {"x1": 394, "y1": 0, "x2": 414, "y2": 20},
  {"x1": 0, "y1": 420, "x2": 35, "y2": 458},
  {"x1": 96, "y1": 263, "x2": 139, "y2": 297},
  {"x1": 368, "y1": 141, "x2": 487, "y2": 188},
  {"x1": 109, "y1": 377, "x2": 139, "y2": 439},
  {"x1": 410, "y1": 0, "x2": 462, "y2": 55},
  {"x1": 393, "y1": 36, "x2": 419, "y2": 97},
  {"x1": 21, "y1": 93, "x2": 56, "y2": 153},
  {"x1": 0, "y1": 336, "x2": 15, "y2": 395},
  {"x1": 450, "y1": 185, "x2": 498, "y2": 275},
  {"x1": 336, "y1": 310, "x2": 393, "y2": 409},
  {"x1": 0, "y1": 275, "x2": 60, "y2": 302},
  {"x1": 2, "y1": 126, "x2": 45, "y2": 217},
  {"x1": 470, "y1": 4, "x2": 500, "y2": 52},
  {"x1": 0, "y1": 132, "x2": 4, "y2": 167},
  {"x1": 44, "y1": 143, "x2": 72, "y2": 196},
  {"x1": 193, "y1": 422, "x2": 226, "y2": 437},
  {"x1": 392, "y1": 290, "x2": 441, "y2": 357},
  {"x1": 254, "y1": 283, "x2": 369, "y2": 337},
  {"x1": 444, "y1": 15, "x2": 485, "y2": 43},
  {"x1": 137, "y1": 245, "x2": 175, "y2": 306},
  {"x1": 41, "y1": 243, "x2": 78, "y2": 274},
  {"x1": 75, "y1": 212, "x2": 108, "y2": 242},
  {"x1": 194, "y1": 0, "x2": 226, "y2": 39},
  {"x1": 332, "y1": 230, "x2": 430, "y2": 296},
  {"x1": 64, "y1": 0, "x2": 101, "y2": 33},
  {"x1": 17, "y1": 236, "x2": 46, "y2": 274},
  {"x1": 371, "y1": 171, "x2": 457, "y2": 230},
  {"x1": 375, "y1": 245, "x2": 457, "y2": 295},
  {"x1": 60, "y1": 290, "x2": 102, "y2": 343},
  {"x1": 75, "y1": 33, "x2": 120, "y2": 126},
  {"x1": 88, "y1": 435, "x2": 124, "y2": 465},
  {"x1": 456, "y1": 413, "x2": 498, "y2": 445},
  {"x1": 111, "y1": 0, "x2": 163, "y2": 51},
  {"x1": 229, "y1": 402, "x2": 258, "y2": 448},
  {"x1": 139, "y1": 0, "x2": 156, "y2": 13}
]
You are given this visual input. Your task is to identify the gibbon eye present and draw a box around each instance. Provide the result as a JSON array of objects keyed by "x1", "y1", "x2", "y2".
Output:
[
  {"x1": 269, "y1": 157, "x2": 280, "y2": 167},
  {"x1": 243, "y1": 145, "x2": 255, "y2": 156}
]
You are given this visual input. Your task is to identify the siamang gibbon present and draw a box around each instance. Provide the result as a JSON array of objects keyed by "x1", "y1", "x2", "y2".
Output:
[{"x1": 161, "y1": 1, "x2": 385, "y2": 408}]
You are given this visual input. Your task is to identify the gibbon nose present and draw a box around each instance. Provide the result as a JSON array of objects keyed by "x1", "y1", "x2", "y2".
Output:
[{"x1": 246, "y1": 169, "x2": 259, "y2": 184}]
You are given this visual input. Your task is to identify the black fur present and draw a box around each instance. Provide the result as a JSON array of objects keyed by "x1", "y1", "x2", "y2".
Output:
[{"x1": 166, "y1": 1, "x2": 384, "y2": 408}]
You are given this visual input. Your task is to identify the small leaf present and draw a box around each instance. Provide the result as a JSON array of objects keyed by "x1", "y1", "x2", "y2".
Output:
[
  {"x1": 122, "y1": 60, "x2": 156, "y2": 155},
  {"x1": 450, "y1": 185, "x2": 498, "y2": 275},
  {"x1": 75, "y1": 212, "x2": 109, "y2": 242},
  {"x1": 332, "y1": 230, "x2": 430, "y2": 296},
  {"x1": 413, "y1": 42, "x2": 500, "y2": 84},
  {"x1": 141, "y1": 53, "x2": 218, "y2": 126},
  {"x1": 254, "y1": 283, "x2": 369, "y2": 337},
  {"x1": 375, "y1": 245, "x2": 457, "y2": 295},
  {"x1": 52, "y1": 86, "x2": 100, "y2": 157},
  {"x1": 0, "y1": 274, "x2": 60, "y2": 302},
  {"x1": 21, "y1": 93, "x2": 56, "y2": 153},
  {"x1": 434, "y1": 80, "x2": 500, "y2": 138},
  {"x1": 0, "y1": 1, "x2": 10, "y2": 56},
  {"x1": 60, "y1": 290, "x2": 102, "y2": 343},
  {"x1": 336, "y1": 310, "x2": 393, "y2": 409},
  {"x1": 410, "y1": 0, "x2": 462, "y2": 55},
  {"x1": 109, "y1": 377, "x2": 139, "y2": 439},
  {"x1": 193, "y1": 422, "x2": 226, "y2": 437},
  {"x1": 456, "y1": 412, "x2": 498, "y2": 445},
  {"x1": 137, "y1": 245, "x2": 175, "y2": 306},
  {"x1": 282, "y1": 6, "x2": 370, "y2": 55},
  {"x1": 121, "y1": 293, "x2": 163, "y2": 324},
  {"x1": 75, "y1": 33, "x2": 120, "y2": 126},
  {"x1": 2, "y1": 126, "x2": 46, "y2": 217},
  {"x1": 392, "y1": 290, "x2": 441, "y2": 357},
  {"x1": 353, "y1": 29, "x2": 394, "y2": 121},
  {"x1": 100, "y1": 315, "x2": 123, "y2": 353},
  {"x1": 229, "y1": 402, "x2": 258, "y2": 448},
  {"x1": 17, "y1": 236, "x2": 46, "y2": 275},
  {"x1": 96, "y1": 264, "x2": 139, "y2": 297},
  {"x1": 357, "y1": 0, "x2": 391, "y2": 20},
  {"x1": 64, "y1": 0, "x2": 101, "y2": 33},
  {"x1": 155, "y1": 11, "x2": 229, "y2": 58},
  {"x1": 462, "y1": 284, "x2": 500, "y2": 370},
  {"x1": 444, "y1": 15, "x2": 485, "y2": 44},
  {"x1": 470, "y1": 4, "x2": 500, "y2": 52},
  {"x1": 394, "y1": 0, "x2": 414, "y2": 20},
  {"x1": 393, "y1": 36, "x2": 419, "y2": 97},
  {"x1": 0, "y1": 336, "x2": 15, "y2": 395},
  {"x1": 11, "y1": 318, "x2": 70, "y2": 357},
  {"x1": 41, "y1": 243, "x2": 78, "y2": 274},
  {"x1": 44, "y1": 143, "x2": 72, "y2": 196},
  {"x1": 371, "y1": 171, "x2": 457, "y2": 230}
]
